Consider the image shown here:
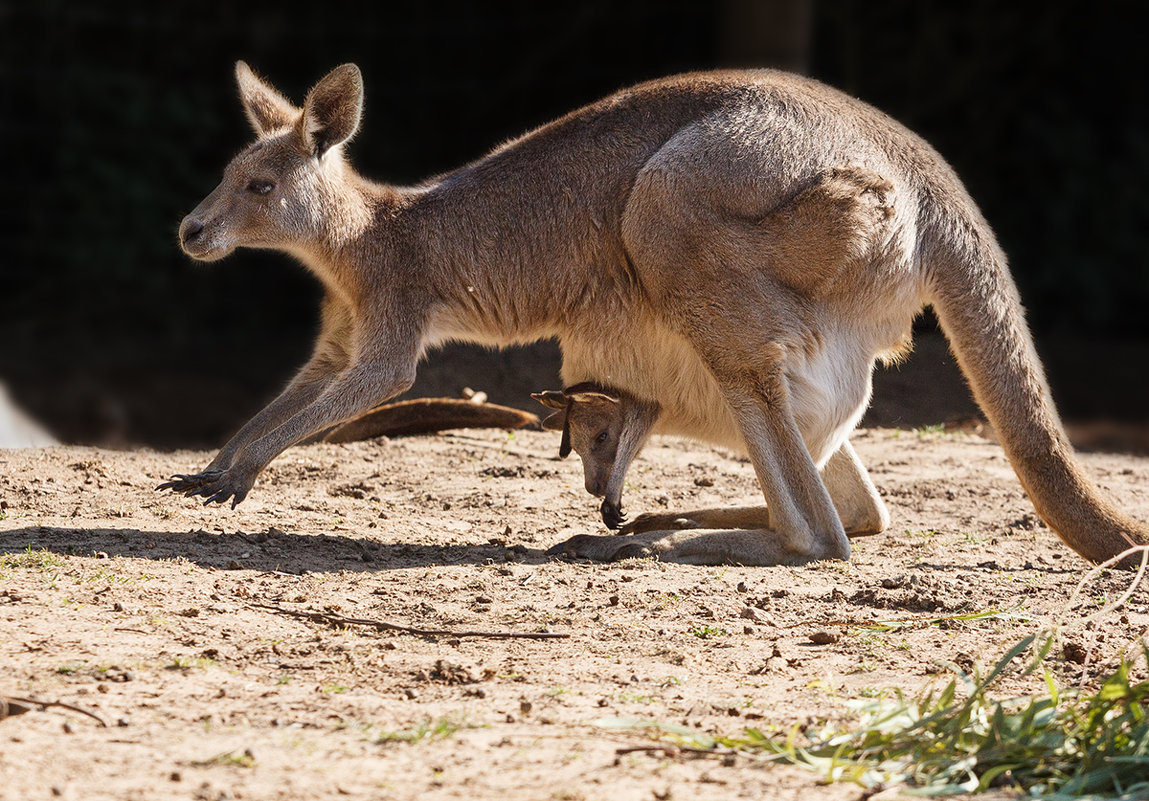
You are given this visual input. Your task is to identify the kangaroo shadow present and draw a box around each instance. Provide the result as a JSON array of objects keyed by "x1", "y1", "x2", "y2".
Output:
[{"x1": 0, "y1": 525, "x2": 552, "y2": 573}]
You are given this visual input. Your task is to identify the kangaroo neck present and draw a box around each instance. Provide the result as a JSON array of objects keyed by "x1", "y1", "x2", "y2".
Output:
[{"x1": 284, "y1": 170, "x2": 380, "y2": 303}]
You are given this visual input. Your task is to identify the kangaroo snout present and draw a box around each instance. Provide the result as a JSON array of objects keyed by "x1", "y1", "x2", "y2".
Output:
[
  {"x1": 179, "y1": 217, "x2": 205, "y2": 246},
  {"x1": 178, "y1": 215, "x2": 232, "y2": 261}
]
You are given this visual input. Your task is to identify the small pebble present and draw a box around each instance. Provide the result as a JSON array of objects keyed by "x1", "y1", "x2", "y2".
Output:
[{"x1": 809, "y1": 630, "x2": 840, "y2": 645}]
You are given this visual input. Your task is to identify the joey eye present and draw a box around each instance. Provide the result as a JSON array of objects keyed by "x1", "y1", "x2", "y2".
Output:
[
  {"x1": 595, "y1": 431, "x2": 610, "y2": 444},
  {"x1": 246, "y1": 180, "x2": 275, "y2": 195}
]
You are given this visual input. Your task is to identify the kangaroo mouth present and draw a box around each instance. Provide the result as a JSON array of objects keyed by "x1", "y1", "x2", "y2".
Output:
[{"x1": 180, "y1": 239, "x2": 235, "y2": 262}]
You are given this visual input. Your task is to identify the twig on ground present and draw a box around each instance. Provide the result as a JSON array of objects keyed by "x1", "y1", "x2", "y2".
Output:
[
  {"x1": 248, "y1": 601, "x2": 570, "y2": 641},
  {"x1": 779, "y1": 606, "x2": 1025, "y2": 631},
  {"x1": 1, "y1": 695, "x2": 108, "y2": 727},
  {"x1": 615, "y1": 744, "x2": 737, "y2": 758}
]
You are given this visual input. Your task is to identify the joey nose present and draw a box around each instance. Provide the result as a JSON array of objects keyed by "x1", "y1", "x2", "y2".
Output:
[{"x1": 180, "y1": 218, "x2": 205, "y2": 245}]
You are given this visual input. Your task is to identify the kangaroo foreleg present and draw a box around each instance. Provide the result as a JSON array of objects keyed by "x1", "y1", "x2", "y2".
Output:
[
  {"x1": 166, "y1": 307, "x2": 420, "y2": 507},
  {"x1": 159, "y1": 299, "x2": 353, "y2": 497},
  {"x1": 178, "y1": 358, "x2": 415, "y2": 507}
]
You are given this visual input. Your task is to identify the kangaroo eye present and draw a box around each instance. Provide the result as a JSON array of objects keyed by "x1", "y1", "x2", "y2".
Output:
[
  {"x1": 596, "y1": 431, "x2": 610, "y2": 444},
  {"x1": 246, "y1": 180, "x2": 275, "y2": 195}
]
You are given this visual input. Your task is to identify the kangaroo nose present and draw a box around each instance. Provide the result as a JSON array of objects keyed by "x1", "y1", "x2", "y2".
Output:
[{"x1": 180, "y1": 218, "x2": 205, "y2": 244}]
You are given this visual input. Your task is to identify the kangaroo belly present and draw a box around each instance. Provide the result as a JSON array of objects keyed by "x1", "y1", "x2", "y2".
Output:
[
  {"x1": 561, "y1": 321, "x2": 747, "y2": 453},
  {"x1": 561, "y1": 317, "x2": 890, "y2": 467},
  {"x1": 785, "y1": 338, "x2": 875, "y2": 466}
]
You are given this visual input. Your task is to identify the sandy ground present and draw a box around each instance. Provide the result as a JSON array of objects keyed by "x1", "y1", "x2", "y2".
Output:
[{"x1": 2, "y1": 427, "x2": 1148, "y2": 800}]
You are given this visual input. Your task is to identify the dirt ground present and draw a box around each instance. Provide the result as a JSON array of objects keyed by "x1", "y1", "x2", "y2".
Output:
[{"x1": 2, "y1": 426, "x2": 1148, "y2": 800}]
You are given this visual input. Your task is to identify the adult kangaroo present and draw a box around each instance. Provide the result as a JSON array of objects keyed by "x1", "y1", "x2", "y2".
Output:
[{"x1": 162, "y1": 62, "x2": 1147, "y2": 567}]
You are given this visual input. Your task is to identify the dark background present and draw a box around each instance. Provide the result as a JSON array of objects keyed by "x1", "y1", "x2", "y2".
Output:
[{"x1": 1, "y1": 1, "x2": 1146, "y2": 449}]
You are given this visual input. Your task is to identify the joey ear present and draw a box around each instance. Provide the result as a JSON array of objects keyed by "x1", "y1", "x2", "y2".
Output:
[
  {"x1": 562, "y1": 382, "x2": 619, "y2": 404},
  {"x1": 559, "y1": 416, "x2": 573, "y2": 459},
  {"x1": 532, "y1": 391, "x2": 568, "y2": 411},
  {"x1": 298, "y1": 63, "x2": 364, "y2": 158},
  {"x1": 566, "y1": 390, "x2": 620, "y2": 405},
  {"x1": 235, "y1": 61, "x2": 299, "y2": 136},
  {"x1": 540, "y1": 410, "x2": 566, "y2": 431}
]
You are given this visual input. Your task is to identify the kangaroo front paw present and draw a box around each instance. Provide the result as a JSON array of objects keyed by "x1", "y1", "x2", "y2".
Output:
[
  {"x1": 157, "y1": 467, "x2": 254, "y2": 509},
  {"x1": 156, "y1": 470, "x2": 225, "y2": 495}
]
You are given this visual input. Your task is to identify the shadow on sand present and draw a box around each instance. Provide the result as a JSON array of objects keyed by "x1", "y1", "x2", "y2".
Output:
[{"x1": 0, "y1": 524, "x2": 553, "y2": 574}]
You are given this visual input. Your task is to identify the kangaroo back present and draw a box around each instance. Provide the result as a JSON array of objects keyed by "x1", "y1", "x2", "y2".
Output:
[{"x1": 920, "y1": 179, "x2": 1147, "y2": 564}]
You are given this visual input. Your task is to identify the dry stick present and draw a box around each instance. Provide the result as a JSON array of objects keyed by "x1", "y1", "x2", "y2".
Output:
[
  {"x1": 778, "y1": 612, "x2": 998, "y2": 630},
  {"x1": 1054, "y1": 544, "x2": 1149, "y2": 690},
  {"x1": 1, "y1": 695, "x2": 108, "y2": 727},
  {"x1": 248, "y1": 601, "x2": 569, "y2": 641},
  {"x1": 614, "y1": 744, "x2": 731, "y2": 758},
  {"x1": 1058, "y1": 545, "x2": 1149, "y2": 632}
]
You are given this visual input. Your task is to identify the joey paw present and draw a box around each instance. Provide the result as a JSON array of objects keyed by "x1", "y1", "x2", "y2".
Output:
[{"x1": 600, "y1": 499, "x2": 626, "y2": 531}]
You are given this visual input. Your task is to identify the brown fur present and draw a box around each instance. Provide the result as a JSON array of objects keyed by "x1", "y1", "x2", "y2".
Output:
[{"x1": 160, "y1": 62, "x2": 1146, "y2": 567}]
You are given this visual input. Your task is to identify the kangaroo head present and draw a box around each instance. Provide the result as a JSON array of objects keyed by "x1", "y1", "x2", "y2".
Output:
[
  {"x1": 532, "y1": 384, "x2": 623, "y2": 497},
  {"x1": 179, "y1": 62, "x2": 365, "y2": 262}
]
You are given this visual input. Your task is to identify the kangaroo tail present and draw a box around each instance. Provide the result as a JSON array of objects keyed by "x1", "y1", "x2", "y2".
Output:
[{"x1": 919, "y1": 180, "x2": 1147, "y2": 566}]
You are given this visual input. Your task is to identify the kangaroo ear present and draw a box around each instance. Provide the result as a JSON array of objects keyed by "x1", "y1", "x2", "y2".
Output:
[
  {"x1": 298, "y1": 63, "x2": 364, "y2": 158},
  {"x1": 235, "y1": 61, "x2": 299, "y2": 136},
  {"x1": 540, "y1": 410, "x2": 566, "y2": 431},
  {"x1": 532, "y1": 391, "x2": 568, "y2": 411}
]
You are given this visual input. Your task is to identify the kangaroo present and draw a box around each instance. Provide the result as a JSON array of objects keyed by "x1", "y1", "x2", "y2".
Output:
[
  {"x1": 161, "y1": 62, "x2": 1147, "y2": 567},
  {"x1": 533, "y1": 163, "x2": 897, "y2": 531}
]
